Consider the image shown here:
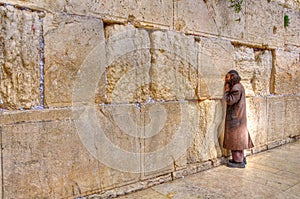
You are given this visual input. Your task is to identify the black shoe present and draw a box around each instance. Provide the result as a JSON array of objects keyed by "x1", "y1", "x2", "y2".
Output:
[
  {"x1": 229, "y1": 157, "x2": 247, "y2": 164},
  {"x1": 227, "y1": 161, "x2": 245, "y2": 168}
]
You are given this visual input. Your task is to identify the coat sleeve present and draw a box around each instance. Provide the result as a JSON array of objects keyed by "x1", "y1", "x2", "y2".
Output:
[{"x1": 224, "y1": 84, "x2": 242, "y2": 105}]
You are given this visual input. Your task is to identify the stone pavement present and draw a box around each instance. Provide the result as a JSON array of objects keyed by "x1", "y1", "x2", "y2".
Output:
[{"x1": 117, "y1": 140, "x2": 300, "y2": 199}]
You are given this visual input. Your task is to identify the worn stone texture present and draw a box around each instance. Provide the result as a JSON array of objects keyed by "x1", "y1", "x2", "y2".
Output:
[
  {"x1": 0, "y1": 5, "x2": 41, "y2": 110},
  {"x1": 187, "y1": 100, "x2": 225, "y2": 164},
  {"x1": 274, "y1": 47, "x2": 300, "y2": 94},
  {"x1": 267, "y1": 96, "x2": 286, "y2": 143},
  {"x1": 174, "y1": 0, "x2": 218, "y2": 35},
  {"x1": 246, "y1": 97, "x2": 268, "y2": 147},
  {"x1": 284, "y1": 95, "x2": 300, "y2": 138},
  {"x1": 65, "y1": 0, "x2": 173, "y2": 28},
  {"x1": 245, "y1": 1, "x2": 285, "y2": 47},
  {"x1": 197, "y1": 37, "x2": 235, "y2": 99},
  {"x1": 284, "y1": 8, "x2": 300, "y2": 46},
  {"x1": 150, "y1": 31, "x2": 198, "y2": 101},
  {"x1": 44, "y1": 14, "x2": 104, "y2": 107},
  {"x1": 1, "y1": 114, "x2": 140, "y2": 198},
  {"x1": 100, "y1": 24, "x2": 151, "y2": 104},
  {"x1": 0, "y1": 0, "x2": 66, "y2": 12},
  {"x1": 176, "y1": 0, "x2": 246, "y2": 40},
  {"x1": 234, "y1": 46, "x2": 273, "y2": 96}
]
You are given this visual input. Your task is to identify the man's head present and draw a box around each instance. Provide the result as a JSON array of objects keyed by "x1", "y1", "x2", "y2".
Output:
[{"x1": 226, "y1": 70, "x2": 241, "y2": 86}]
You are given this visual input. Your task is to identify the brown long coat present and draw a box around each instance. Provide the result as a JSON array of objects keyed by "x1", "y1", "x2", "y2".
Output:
[{"x1": 223, "y1": 83, "x2": 254, "y2": 150}]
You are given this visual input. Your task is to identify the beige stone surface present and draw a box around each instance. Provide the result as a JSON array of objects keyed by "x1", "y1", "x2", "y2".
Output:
[
  {"x1": 267, "y1": 96, "x2": 285, "y2": 143},
  {"x1": 234, "y1": 46, "x2": 273, "y2": 96},
  {"x1": 191, "y1": 0, "x2": 246, "y2": 39},
  {"x1": 0, "y1": 0, "x2": 65, "y2": 12},
  {"x1": 284, "y1": 95, "x2": 300, "y2": 137},
  {"x1": 149, "y1": 31, "x2": 198, "y2": 101},
  {"x1": 0, "y1": 5, "x2": 41, "y2": 110},
  {"x1": 197, "y1": 37, "x2": 235, "y2": 99},
  {"x1": 2, "y1": 115, "x2": 140, "y2": 198},
  {"x1": 187, "y1": 100, "x2": 225, "y2": 163},
  {"x1": 44, "y1": 14, "x2": 104, "y2": 107},
  {"x1": 284, "y1": 9, "x2": 300, "y2": 46},
  {"x1": 245, "y1": 1, "x2": 284, "y2": 47},
  {"x1": 100, "y1": 24, "x2": 151, "y2": 104},
  {"x1": 246, "y1": 97, "x2": 268, "y2": 147},
  {"x1": 274, "y1": 47, "x2": 300, "y2": 94},
  {"x1": 65, "y1": 0, "x2": 173, "y2": 28},
  {"x1": 174, "y1": 0, "x2": 218, "y2": 35}
]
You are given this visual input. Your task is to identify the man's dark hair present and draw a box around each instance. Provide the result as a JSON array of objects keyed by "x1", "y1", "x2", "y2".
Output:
[{"x1": 228, "y1": 70, "x2": 241, "y2": 87}]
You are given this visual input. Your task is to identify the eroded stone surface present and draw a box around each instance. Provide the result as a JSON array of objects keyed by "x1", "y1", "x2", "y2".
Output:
[
  {"x1": 44, "y1": 14, "x2": 104, "y2": 107},
  {"x1": 245, "y1": 1, "x2": 284, "y2": 47},
  {"x1": 65, "y1": 0, "x2": 173, "y2": 28},
  {"x1": 274, "y1": 46, "x2": 300, "y2": 94},
  {"x1": 0, "y1": 5, "x2": 41, "y2": 110},
  {"x1": 234, "y1": 46, "x2": 273, "y2": 96},
  {"x1": 187, "y1": 100, "x2": 225, "y2": 163},
  {"x1": 2, "y1": 117, "x2": 139, "y2": 198}
]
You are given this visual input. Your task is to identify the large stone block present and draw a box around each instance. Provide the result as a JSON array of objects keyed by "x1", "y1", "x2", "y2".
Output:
[
  {"x1": 266, "y1": 96, "x2": 285, "y2": 143},
  {"x1": 0, "y1": 0, "x2": 66, "y2": 12},
  {"x1": 246, "y1": 97, "x2": 268, "y2": 147},
  {"x1": 190, "y1": 0, "x2": 246, "y2": 39},
  {"x1": 245, "y1": 1, "x2": 284, "y2": 47},
  {"x1": 274, "y1": 47, "x2": 300, "y2": 94},
  {"x1": 284, "y1": 95, "x2": 300, "y2": 137},
  {"x1": 149, "y1": 31, "x2": 198, "y2": 101},
  {"x1": 174, "y1": 0, "x2": 218, "y2": 35},
  {"x1": 44, "y1": 14, "x2": 104, "y2": 107},
  {"x1": 197, "y1": 37, "x2": 235, "y2": 99},
  {"x1": 141, "y1": 101, "x2": 199, "y2": 177},
  {"x1": 284, "y1": 8, "x2": 300, "y2": 46},
  {"x1": 0, "y1": 5, "x2": 41, "y2": 110},
  {"x1": 187, "y1": 100, "x2": 225, "y2": 163},
  {"x1": 234, "y1": 46, "x2": 273, "y2": 96},
  {"x1": 65, "y1": 0, "x2": 173, "y2": 28},
  {"x1": 2, "y1": 110, "x2": 139, "y2": 198},
  {"x1": 97, "y1": 24, "x2": 151, "y2": 104}
]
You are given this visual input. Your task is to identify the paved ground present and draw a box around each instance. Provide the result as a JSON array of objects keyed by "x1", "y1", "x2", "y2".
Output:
[{"x1": 117, "y1": 140, "x2": 300, "y2": 199}]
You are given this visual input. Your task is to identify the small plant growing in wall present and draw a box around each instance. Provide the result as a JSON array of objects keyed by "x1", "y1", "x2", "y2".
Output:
[
  {"x1": 229, "y1": 0, "x2": 243, "y2": 13},
  {"x1": 284, "y1": 15, "x2": 290, "y2": 27}
]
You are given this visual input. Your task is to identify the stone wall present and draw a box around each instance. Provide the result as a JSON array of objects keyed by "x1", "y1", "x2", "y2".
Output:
[{"x1": 0, "y1": 0, "x2": 299, "y2": 198}]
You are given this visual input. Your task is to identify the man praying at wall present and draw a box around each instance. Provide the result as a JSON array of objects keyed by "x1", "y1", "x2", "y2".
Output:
[{"x1": 223, "y1": 70, "x2": 254, "y2": 168}]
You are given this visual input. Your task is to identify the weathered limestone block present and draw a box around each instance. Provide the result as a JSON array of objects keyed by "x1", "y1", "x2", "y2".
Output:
[
  {"x1": 98, "y1": 24, "x2": 151, "y2": 104},
  {"x1": 246, "y1": 97, "x2": 268, "y2": 147},
  {"x1": 266, "y1": 96, "x2": 285, "y2": 143},
  {"x1": 274, "y1": 47, "x2": 300, "y2": 94},
  {"x1": 142, "y1": 101, "x2": 199, "y2": 177},
  {"x1": 234, "y1": 46, "x2": 273, "y2": 96},
  {"x1": 274, "y1": 0, "x2": 300, "y2": 11},
  {"x1": 0, "y1": 5, "x2": 41, "y2": 110},
  {"x1": 2, "y1": 113, "x2": 139, "y2": 198},
  {"x1": 187, "y1": 100, "x2": 225, "y2": 163},
  {"x1": 0, "y1": 0, "x2": 66, "y2": 12},
  {"x1": 198, "y1": 37, "x2": 235, "y2": 99},
  {"x1": 196, "y1": 0, "x2": 246, "y2": 40},
  {"x1": 65, "y1": 0, "x2": 173, "y2": 28},
  {"x1": 174, "y1": 0, "x2": 218, "y2": 35},
  {"x1": 245, "y1": 1, "x2": 284, "y2": 47},
  {"x1": 284, "y1": 95, "x2": 300, "y2": 138},
  {"x1": 0, "y1": 107, "x2": 71, "y2": 125},
  {"x1": 149, "y1": 31, "x2": 198, "y2": 101},
  {"x1": 44, "y1": 14, "x2": 104, "y2": 107},
  {"x1": 284, "y1": 8, "x2": 300, "y2": 46}
]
